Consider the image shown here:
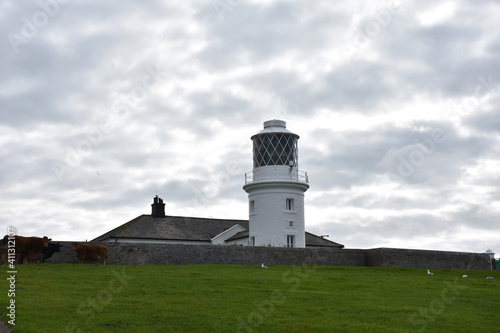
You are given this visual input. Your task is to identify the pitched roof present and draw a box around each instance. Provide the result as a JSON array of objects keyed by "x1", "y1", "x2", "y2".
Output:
[
  {"x1": 225, "y1": 230, "x2": 249, "y2": 241},
  {"x1": 305, "y1": 232, "x2": 344, "y2": 248},
  {"x1": 91, "y1": 215, "x2": 249, "y2": 242}
]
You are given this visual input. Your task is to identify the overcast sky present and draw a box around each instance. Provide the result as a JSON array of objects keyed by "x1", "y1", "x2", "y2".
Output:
[{"x1": 1, "y1": 0, "x2": 499, "y2": 255}]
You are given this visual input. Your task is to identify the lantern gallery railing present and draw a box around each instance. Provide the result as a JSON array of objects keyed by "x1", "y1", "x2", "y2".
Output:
[{"x1": 244, "y1": 169, "x2": 309, "y2": 184}]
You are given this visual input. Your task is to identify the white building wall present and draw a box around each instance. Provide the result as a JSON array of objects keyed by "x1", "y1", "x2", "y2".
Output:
[
  {"x1": 103, "y1": 238, "x2": 209, "y2": 245},
  {"x1": 246, "y1": 180, "x2": 307, "y2": 247},
  {"x1": 225, "y1": 237, "x2": 249, "y2": 246}
]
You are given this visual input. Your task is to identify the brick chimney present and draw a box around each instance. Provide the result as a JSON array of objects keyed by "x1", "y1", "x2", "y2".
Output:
[{"x1": 151, "y1": 195, "x2": 165, "y2": 218}]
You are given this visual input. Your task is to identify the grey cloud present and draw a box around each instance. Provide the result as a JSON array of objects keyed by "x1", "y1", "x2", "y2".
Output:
[
  {"x1": 1, "y1": 0, "x2": 500, "y2": 252},
  {"x1": 465, "y1": 108, "x2": 500, "y2": 134}
]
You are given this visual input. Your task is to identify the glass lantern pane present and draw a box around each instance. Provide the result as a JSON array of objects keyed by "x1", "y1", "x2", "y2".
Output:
[{"x1": 253, "y1": 133, "x2": 298, "y2": 168}]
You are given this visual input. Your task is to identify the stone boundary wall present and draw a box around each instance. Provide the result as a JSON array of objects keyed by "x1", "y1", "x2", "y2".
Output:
[
  {"x1": 364, "y1": 248, "x2": 491, "y2": 270},
  {"x1": 45, "y1": 242, "x2": 491, "y2": 270}
]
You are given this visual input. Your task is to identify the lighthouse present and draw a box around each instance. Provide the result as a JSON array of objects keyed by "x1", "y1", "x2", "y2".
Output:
[{"x1": 243, "y1": 120, "x2": 309, "y2": 247}]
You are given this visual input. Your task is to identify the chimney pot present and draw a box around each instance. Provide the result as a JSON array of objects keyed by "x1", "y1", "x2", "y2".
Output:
[{"x1": 151, "y1": 196, "x2": 165, "y2": 218}]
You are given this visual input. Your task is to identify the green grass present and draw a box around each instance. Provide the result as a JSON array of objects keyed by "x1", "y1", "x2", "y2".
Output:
[{"x1": 1, "y1": 264, "x2": 499, "y2": 332}]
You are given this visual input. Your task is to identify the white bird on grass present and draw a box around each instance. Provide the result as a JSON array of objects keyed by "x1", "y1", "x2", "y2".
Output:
[
  {"x1": 427, "y1": 269, "x2": 434, "y2": 276},
  {"x1": 261, "y1": 263, "x2": 268, "y2": 269},
  {"x1": 462, "y1": 275, "x2": 468, "y2": 278},
  {"x1": 486, "y1": 276, "x2": 494, "y2": 279}
]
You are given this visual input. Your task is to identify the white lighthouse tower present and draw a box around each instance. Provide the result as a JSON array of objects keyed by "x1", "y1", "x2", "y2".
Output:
[{"x1": 243, "y1": 120, "x2": 309, "y2": 247}]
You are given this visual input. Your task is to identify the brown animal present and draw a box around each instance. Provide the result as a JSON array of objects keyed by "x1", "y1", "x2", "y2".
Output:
[
  {"x1": 30, "y1": 252, "x2": 45, "y2": 263},
  {"x1": 0, "y1": 236, "x2": 8, "y2": 264},
  {"x1": 72, "y1": 242, "x2": 107, "y2": 265},
  {"x1": 9, "y1": 235, "x2": 51, "y2": 264}
]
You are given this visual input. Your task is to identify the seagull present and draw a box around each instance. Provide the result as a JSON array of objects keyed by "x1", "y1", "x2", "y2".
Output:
[
  {"x1": 427, "y1": 269, "x2": 434, "y2": 276},
  {"x1": 486, "y1": 276, "x2": 494, "y2": 279},
  {"x1": 97, "y1": 171, "x2": 101, "y2": 176},
  {"x1": 261, "y1": 263, "x2": 268, "y2": 269},
  {"x1": 463, "y1": 275, "x2": 468, "y2": 278}
]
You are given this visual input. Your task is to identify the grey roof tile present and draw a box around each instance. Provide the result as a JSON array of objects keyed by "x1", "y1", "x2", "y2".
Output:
[{"x1": 91, "y1": 215, "x2": 249, "y2": 242}]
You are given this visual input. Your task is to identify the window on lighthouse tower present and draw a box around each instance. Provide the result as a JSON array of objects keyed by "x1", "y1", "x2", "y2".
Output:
[
  {"x1": 285, "y1": 198, "x2": 294, "y2": 211},
  {"x1": 287, "y1": 235, "x2": 295, "y2": 248}
]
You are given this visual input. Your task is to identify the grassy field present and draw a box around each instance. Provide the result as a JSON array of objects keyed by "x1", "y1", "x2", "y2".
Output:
[{"x1": 0, "y1": 264, "x2": 498, "y2": 332}]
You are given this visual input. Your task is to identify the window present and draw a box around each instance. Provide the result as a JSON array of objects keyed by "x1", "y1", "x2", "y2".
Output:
[
  {"x1": 249, "y1": 200, "x2": 255, "y2": 214},
  {"x1": 287, "y1": 235, "x2": 295, "y2": 248},
  {"x1": 285, "y1": 198, "x2": 294, "y2": 211},
  {"x1": 250, "y1": 236, "x2": 255, "y2": 246}
]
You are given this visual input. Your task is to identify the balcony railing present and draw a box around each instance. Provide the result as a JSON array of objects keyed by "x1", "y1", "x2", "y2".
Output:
[{"x1": 244, "y1": 169, "x2": 309, "y2": 184}]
